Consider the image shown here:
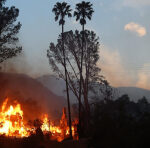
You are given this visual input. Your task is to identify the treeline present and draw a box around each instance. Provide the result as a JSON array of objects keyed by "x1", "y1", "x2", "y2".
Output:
[{"x1": 89, "y1": 95, "x2": 150, "y2": 148}]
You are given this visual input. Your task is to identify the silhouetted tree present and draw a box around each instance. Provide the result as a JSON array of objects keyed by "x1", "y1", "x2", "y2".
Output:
[
  {"x1": 0, "y1": 0, "x2": 22, "y2": 63},
  {"x1": 52, "y1": 2, "x2": 72, "y2": 138},
  {"x1": 96, "y1": 80, "x2": 113, "y2": 101},
  {"x1": 47, "y1": 30, "x2": 104, "y2": 136},
  {"x1": 74, "y1": 1, "x2": 94, "y2": 133}
]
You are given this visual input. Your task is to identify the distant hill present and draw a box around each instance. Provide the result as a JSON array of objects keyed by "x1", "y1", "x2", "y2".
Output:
[
  {"x1": 37, "y1": 75, "x2": 150, "y2": 102},
  {"x1": 117, "y1": 87, "x2": 150, "y2": 101},
  {"x1": 37, "y1": 75, "x2": 77, "y2": 103},
  {"x1": 37, "y1": 75, "x2": 65, "y2": 97},
  {"x1": 0, "y1": 72, "x2": 66, "y2": 121}
]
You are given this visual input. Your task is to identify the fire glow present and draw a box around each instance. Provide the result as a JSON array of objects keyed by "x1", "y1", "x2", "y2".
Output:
[{"x1": 0, "y1": 98, "x2": 78, "y2": 141}]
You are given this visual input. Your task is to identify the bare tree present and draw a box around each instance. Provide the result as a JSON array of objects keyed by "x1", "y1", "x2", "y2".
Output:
[{"x1": 47, "y1": 30, "x2": 104, "y2": 135}]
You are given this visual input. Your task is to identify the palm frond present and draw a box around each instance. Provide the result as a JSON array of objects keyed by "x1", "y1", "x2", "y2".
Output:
[
  {"x1": 68, "y1": 13, "x2": 72, "y2": 18},
  {"x1": 52, "y1": 2, "x2": 72, "y2": 25},
  {"x1": 55, "y1": 15, "x2": 59, "y2": 21},
  {"x1": 74, "y1": 1, "x2": 94, "y2": 25}
]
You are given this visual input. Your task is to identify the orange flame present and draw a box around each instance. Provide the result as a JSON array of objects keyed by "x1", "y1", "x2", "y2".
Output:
[
  {"x1": 0, "y1": 98, "x2": 29, "y2": 137},
  {"x1": 0, "y1": 98, "x2": 78, "y2": 141}
]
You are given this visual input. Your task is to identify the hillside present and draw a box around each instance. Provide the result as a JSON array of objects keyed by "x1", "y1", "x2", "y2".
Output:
[{"x1": 37, "y1": 75, "x2": 76, "y2": 103}]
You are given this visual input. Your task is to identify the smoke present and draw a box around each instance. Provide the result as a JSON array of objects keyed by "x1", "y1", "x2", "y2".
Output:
[
  {"x1": 0, "y1": 52, "x2": 32, "y2": 75},
  {"x1": 0, "y1": 52, "x2": 51, "y2": 78},
  {"x1": 99, "y1": 45, "x2": 133, "y2": 87},
  {"x1": 136, "y1": 63, "x2": 150, "y2": 89},
  {"x1": 98, "y1": 45, "x2": 150, "y2": 90}
]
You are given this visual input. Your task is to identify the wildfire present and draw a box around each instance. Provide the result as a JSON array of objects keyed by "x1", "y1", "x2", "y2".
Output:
[
  {"x1": 0, "y1": 98, "x2": 29, "y2": 137},
  {"x1": 0, "y1": 98, "x2": 78, "y2": 141}
]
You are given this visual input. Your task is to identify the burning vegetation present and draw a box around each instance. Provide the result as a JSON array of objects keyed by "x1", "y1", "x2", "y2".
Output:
[{"x1": 0, "y1": 98, "x2": 78, "y2": 142}]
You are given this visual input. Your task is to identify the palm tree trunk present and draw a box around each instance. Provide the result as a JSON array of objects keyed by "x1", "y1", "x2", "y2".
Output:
[
  {"x1": 84, "y1": 44, "x2": 90, "y2": 131},
  {"x1": 62, "y1": 24, "x2": 72, "y2": 138},
  {"x1": 79, "y1": 24, "x2": 90, "y2": 136},
  {"x1": 78, "y1": 24, "x2": 85, "y2": 138}
]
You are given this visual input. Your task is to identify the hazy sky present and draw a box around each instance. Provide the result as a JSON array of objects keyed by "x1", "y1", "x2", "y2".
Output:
[{"x1": 5, "y1": 0, "x2": 150, "y2": 90}]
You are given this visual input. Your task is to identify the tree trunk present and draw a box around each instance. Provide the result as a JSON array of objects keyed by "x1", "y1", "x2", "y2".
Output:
[
  {"x1": 78, "y1": 24, "x2": 85, "y2": 138},
  {"x1": 80, "y1": 25, "x2": 90, "y2": 135},
  {"x1": 84, "y1": 45, "x2": 90, "y2": 132},
  {"x1": 62, "y1": 24, "x2": 72, "y2": 138}
]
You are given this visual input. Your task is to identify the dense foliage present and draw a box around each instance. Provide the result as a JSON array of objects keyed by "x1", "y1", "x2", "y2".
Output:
[
  {"x1": 0, "y1": 0, "x2": 22, "y2": 63},
  {"x1": 90, "y1": 95, "x2": 150, "y2": 148}
]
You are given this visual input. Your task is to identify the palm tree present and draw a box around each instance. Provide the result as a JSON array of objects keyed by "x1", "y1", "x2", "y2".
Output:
[
  {"x1": 52, "y1": 2, "x2": 72, "y2": 138},
  {"x1": 74, "y1": 1, "x2": 94, "y2": 136},
  {"x1": 74, "y1": 1, "x2": 94, "y2": 32}
]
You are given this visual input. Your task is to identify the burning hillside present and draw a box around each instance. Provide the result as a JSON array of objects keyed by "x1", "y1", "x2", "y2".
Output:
[
  {"x1": 0, "y1": 98, "x2": 78, "y2": 141},
  {"x1": 0, "y1": 72, "x2": 66, "y2": 120},
  {"x1": 0, "y1": 73, "x2": 78, "y2": 141}
]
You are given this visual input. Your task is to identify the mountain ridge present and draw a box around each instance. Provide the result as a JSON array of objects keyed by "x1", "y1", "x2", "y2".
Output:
[{"x1": 37, "y1": 75, "x2": 150, "y2": 102}]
